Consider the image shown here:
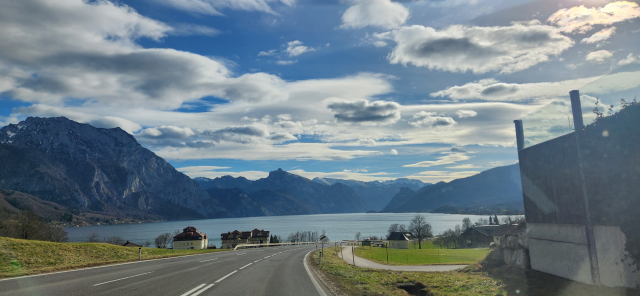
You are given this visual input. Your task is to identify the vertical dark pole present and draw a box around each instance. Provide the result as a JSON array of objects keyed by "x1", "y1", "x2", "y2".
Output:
[
  {"x1": 386, "y1": 242, "x2": 388, "y2": 264},
  {"x1": 352, "y1": 246, "x2": 355, "y2": 267},
  {"x1": 570, "y1": 90, "x2": 601, "y2": 285},
  {"x1": 138, "y1": 248, "x2": 141, "y2": 261},
  {"x1": 514, "y1": 120, "x2": 525, "y2": 151}
]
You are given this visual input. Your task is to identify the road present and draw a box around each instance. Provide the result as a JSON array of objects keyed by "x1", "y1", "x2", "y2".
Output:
[{"x1": 0, "y1": 245, "x2": 333, "y2": 296}]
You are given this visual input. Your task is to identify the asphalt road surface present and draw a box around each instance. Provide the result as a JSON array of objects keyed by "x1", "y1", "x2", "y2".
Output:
[{"x1": 0, "y1": 245, "x2": 333, "y2": 296}]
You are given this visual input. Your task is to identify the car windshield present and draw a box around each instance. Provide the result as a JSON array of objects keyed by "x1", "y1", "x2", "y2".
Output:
[{"x1": 0, "y1": 0, "x2": 639, "y2": 295}]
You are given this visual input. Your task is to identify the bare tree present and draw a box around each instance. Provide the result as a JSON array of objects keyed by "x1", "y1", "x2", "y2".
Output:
[
  {"x1": 144, "y1": 240, "x2": 152, "y2": 248},
  {"x1": 106, "y1": 236, "x2": 125, "y2": 245},
  {"x1": 476, "y1": 217, "x2": 489, "y2": 226},
  {"x1": 155, "y1": 233, "x2": 172, "y2": 248},
  {"x1": 462, "y1": 217, "x2": 472, "y2": 231},
  {"x1": 87, "y1": 232, "x2": 100, "y2": 243},
  {"x1": 454, "y1": 224, "x2": 462, "y2": 235},
  {"x1": 408, "y1": 214, "x2": 433, "y2": 249},
  {"x1": 16, "y1": 211, "x2": 44, "y2": 240},
  {"x1": 45, "y1": 226, "x2": 68, "y2": 242},
  {"x1": 354, "y1": 232, "x2": 361, "y2": 241}
]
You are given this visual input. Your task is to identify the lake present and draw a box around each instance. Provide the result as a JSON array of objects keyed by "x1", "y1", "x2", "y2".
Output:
[{"x1": 64, "y1": 213, "x2": 511, "y2": 247}]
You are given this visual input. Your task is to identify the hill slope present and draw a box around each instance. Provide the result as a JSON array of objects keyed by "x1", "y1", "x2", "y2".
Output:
[
  {"x1": 383, "y1": 164, "x2": 523, "y2": 212},
  {"x1": 0, "y1": 117, "x2": 228, "y2": 220}
]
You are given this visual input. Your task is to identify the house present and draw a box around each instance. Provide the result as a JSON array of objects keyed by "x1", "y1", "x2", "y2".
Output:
[
  {"x1": 458, "y1": 224, "x2": 516, "y2": 248},
  {"x1": 387, "y1": 232, "x2": 414, "y2": 249},
  {"x1": 122, "y1": 241, "x2": 142, "y2": 247},
  {"x1": 249, "y1": 229, "x2": 269, "y2": 244},
  {"x1": 173, "y1": 226, "x2": 209, "y2": 250},
  {"x1": 221, "y1": 230, "x2": 251, "y2": 249},
  {"x1": 221, "y1": 229, "x2": 271, "y2": 249}
]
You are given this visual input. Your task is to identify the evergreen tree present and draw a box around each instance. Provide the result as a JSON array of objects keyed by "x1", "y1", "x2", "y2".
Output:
[{"x1": 494, "y1": 214, "x2": 499, "y2": 225}]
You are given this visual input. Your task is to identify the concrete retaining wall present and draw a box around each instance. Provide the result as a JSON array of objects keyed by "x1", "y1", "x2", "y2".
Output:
[{"x1": 527, "y1": 223, "x2": 640, "y2": 288}]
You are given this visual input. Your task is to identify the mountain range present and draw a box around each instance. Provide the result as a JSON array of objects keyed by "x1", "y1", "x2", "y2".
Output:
[{"x1": 382, "y1": 164, "x2": 523, "y2": 212}]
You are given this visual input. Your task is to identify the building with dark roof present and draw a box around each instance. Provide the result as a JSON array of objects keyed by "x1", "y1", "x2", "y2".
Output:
[
  {"x1": 388, "y1": 232, "x2": 413, "y2": 249},
  {"x1": 221, "y1": 229, "x2": 270, "y2": 249},
  {"x1": 122, "y1": 241, "x2": 143, "y2": 248},
  {"x1": 173, "y1": 226, "x2": 209, "y2": 250},
  {"x1": 458, "y1": 224, "x2": 517, "y2": 248}
]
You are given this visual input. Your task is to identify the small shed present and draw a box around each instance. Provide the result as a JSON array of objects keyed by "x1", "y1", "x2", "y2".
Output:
[{"x1": 388, "y1": 232, "x2": 413, "y2": 249}]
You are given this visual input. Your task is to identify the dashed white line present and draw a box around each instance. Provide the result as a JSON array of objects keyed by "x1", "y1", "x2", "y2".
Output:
[
  {"x1": 180, "y1": 284, "x2": 206, "y2": 296},
  {"x1": 191, "y1": 284, "x2": 214, "y2": 296},
  {"x1": 239, "y1": 263, "x2": 252, "y2": 270},
  {"x1": 199, "y1": 258, "x2": 218, "y2": 263},
  {"x1": 93, "y1": 272, "x2": 153, "y2": 286},
  {"x1": 215, "y1": 270, "x2": 238, "y2": 283}
]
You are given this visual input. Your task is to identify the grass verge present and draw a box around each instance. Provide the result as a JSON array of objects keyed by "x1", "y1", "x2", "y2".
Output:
[
  {"x1": 310, "y1": 246, "x2": 506, "y2": 296},
  {"x1": 354, "y1": 244, "x2": 489, "y2": 265},
  {"x1": 0, "y1": 237, "x2": 225, "y2": 278}
]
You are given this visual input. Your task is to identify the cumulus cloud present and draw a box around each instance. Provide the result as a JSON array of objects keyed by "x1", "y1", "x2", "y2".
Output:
[
  {"x1": 258, "y1": 49, "x2": 277, "y2": 56},
  {"x1": 390, "y1": 149, "x2": 398, "y2": 155},
  {"x1": 408, "y1": 111, "x2": 456, "y2": 128},
  {"x1": 455, "y1": 110, "x2": 477, "y2": 118},
  {"x1": 268, "y1": 132, "x2": 297, "y2": 142},
  {"x1": 156, "y1": 0, "x2": 297, "y2": 16},
  {"x1": 446, "y1": 164, "x2": 482, "y2": 169},
  {"x1": 202, "y1": 125, "x2": 269, "y2": 144},
  {"x1": 618, "y1": 53, "x2": 638, "y2": 65},
  {"x1": 340, "y1": 0, "x2": 410, "y2": 30},
  {"x1": 375, "y1": 22, "x2": 574, "y2": 74},
  {"x1": 136, "y1": 126, "x2": 214, "y2": 148},
  {"x1": 580, "y1": 27, "x2": 616, "y2": 44},
  {"x1": 327, "y1": 99, "x2": 401, "y2": 125},
  {"x1": 586, "y1": 50, "x2": 613, "y2": 63},
  {"x1": 285, "y1": 40, "x2": 315, "y2": 57},
  {"x1": 402, "y1": 152, "x2": 472, "y2": 168},
  {"x1": 276, "y1": 60, "x2": 297, "y2": 65},
  {"x1": 548, "y1": 1, "x2": 640, "y2": 34}
]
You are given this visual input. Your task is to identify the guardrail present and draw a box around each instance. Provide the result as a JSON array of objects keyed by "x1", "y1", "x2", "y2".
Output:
[{"x1": 232, "y1": 240, "x2": 366, "y2": 250}]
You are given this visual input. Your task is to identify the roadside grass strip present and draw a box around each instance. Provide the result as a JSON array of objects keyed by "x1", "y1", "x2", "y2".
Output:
[
  {"x1": 93, "y1": 271, "x2": 153, "y2": 286},
  {"x1": 311, "y1": 247, "x2": 506, "y2": 296},
  {"x1": 354, "y1": 244, "x2": 489, "y2": 265}
]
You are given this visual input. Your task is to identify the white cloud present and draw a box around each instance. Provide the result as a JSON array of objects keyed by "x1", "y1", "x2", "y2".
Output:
[
  {"x1": 402, "y1": 152, "x2": 472, "y2": 168},
  {"x1": 405, "y1": 170, "x2": 479, "y2": 183},
  {"x1": 178, "y1": 166, "x2": 268, "y2": 180},
  {"x1": 327, "y1": 99, "x2": 401, "y2": 125},
  {"x1": 276, "y1": 60, "x2": 297, "y2": 65},
  {"x1": 430, "y1": 77, "x2": 601, "y2": 102},
  {"x1": 455, "y1": 110, "x2": 477, "y2": 118},
  {"x1": 375, "y1": 22, "x2": 574, "y2": 74},
  {"x1": 285, "y1": 40, "x2": 315, "y2": 57},
  {"x1": 446, "y1": 164, "x2": 482, "y2": 169},
  {"x1": 548, "y1": 1, "x2": 640, "y2": 34},
  {"x1": 408, "y1": 111, "x2": 456, "y2": 128},
  {"x1": 156, "y1": 0, "x2": 297, "y2": 16},
  {"x1": 276, "y1": 114, "x2": 293, "y2": 121},
  {"x1": 340, "y1": 0, "x2": 409, "y2": 30},
  {"x1": 268, "y1": 132, "x2": 297, "y2": 142},
  {"x1": 585, "y1": 50, "x2": 613, "y2": 63},
  {"x1": 618, "y1": 53, "x2": 638, "y2": 65},
  {"x1": 580, "y1": 27, "x2": 616, "y2": 44},
  {"x1": 258, "y1": 49, "x2": 277, "y2": 56},
  {"x1": 289, "y1": 169, "x2": 397, "y2": 182},
  {"x1": 390, "y1": 149, "x2": 398, "y2": 155}
]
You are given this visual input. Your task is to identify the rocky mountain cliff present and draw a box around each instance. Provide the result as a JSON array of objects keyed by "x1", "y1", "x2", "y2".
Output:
[
  {"x1": 383, "y1": 164, "x2": 523, "y2": 212},
  {"x1": 196, "y1": 169, "x2": 369, "y2": 214},
  {"x1": 312, "y1": 177, "x2": 429, "y2": 211},
  {"x1": 0, "y1": 117, "x2": 228, "y2": 220}
]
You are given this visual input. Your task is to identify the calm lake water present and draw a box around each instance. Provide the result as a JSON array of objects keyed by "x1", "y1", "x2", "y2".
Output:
[{"x1": 64, "y1": 213, "x2": 509, "y2": 247}]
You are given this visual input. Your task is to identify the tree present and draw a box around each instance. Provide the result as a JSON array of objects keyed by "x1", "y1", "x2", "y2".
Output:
[
  {"x1": 16, "y1": 211, "x2": 44, "y2": 240},
  {"x1": 387, "y1": 224, "x2": 400, "y2": 238},
  {"x1": 354, "y1": 232, "x2": 361, "y2": 241},
  {"x1": 155, "y1": 233, "x2": 172, "y2": 248},
  {"x1": 45, "y1": 226, "x2": 68, "y2": 242},
  {"x1": 476, "y1": 217, "x2": 489, "y2": 226},
  {"x1": 106, "y1": 236, "x2": 125, "y2": 245},
  {"x1": 462, "y1": 217, "x2": 472, "y2": 231},
  {"x1": 87, "y1": 232, "x2": 100, "y2": 243},
  {"x1": 144, "y1": 240, "x2": 152, "y2": 248},
  {"x1": 408, "y1": 214, "x2": 433, "y2": 249}
]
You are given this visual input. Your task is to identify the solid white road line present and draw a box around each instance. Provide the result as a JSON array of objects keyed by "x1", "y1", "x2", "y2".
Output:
[
  {"x1": 304, "y1": 251, "x2": 328, "y2": 296},
  {"x1": 93, "y1": 272, "x2": 153, "y2": 286},
  {"x1": 215, "y1": 270, "x2": 238, "y2": 283},
  {"x1": 239, "y1": 263, "x2": 252, "y2": 270},
  {"x1": 199, "y1": 258, "x2": 218, "y2": 263},
  {"x1": 180, "y1": 284, "x2": 206, "y2": 296},
  {"x1": 191, "y1": 284, "x2": 215, "y2": 296}
]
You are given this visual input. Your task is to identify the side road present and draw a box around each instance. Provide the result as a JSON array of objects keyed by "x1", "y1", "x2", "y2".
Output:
[{"x1": 338, "y1": 246, "x2": 466, "y2": 272}]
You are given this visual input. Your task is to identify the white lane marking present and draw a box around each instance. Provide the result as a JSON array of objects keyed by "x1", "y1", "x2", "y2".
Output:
[
  {"x1": 0, "y1": 252, "x2": 224, "y2": 282},
  {"x1": 215, "y1": 270, "x2": 238, "y2": 283},
  {"x1": 304, "y1": 251, "x2": 328, "y2": 296},
  {"x1": 93, "y1": 271, "x2": 153, "y2": 286},
  {"x1": 254, "y1": 260, "x2": 260, "y2": 263},
  {"x1": 180, "y1": 284, "x2": 206, "y2": 296},
  {"x1": 191, "y1": 284, "x2": 214, "y2": 296},
  {"x1": 239, "y1": 263, "x2": 252, "y2": 270},
  {"x1": 199, "y1": 258, "x2": 218, "y2": 263},
  {"x1": 236, "y1": 253, "x2": 247, "y2": 256}
]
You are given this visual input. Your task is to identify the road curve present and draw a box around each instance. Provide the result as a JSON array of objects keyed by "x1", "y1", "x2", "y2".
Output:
[{"x1": 0, "y1": 245, "x2": 333, "y2": 296}]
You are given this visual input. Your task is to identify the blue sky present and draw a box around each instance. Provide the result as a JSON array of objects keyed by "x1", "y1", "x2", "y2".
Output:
[{"x1": 1, "y1": 0, "x2": 639, "y2": 182}]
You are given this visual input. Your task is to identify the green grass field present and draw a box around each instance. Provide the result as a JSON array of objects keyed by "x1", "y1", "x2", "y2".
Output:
[
  {"x1": 312, "y1": 247, "x2": 506, "y2": 296},
  {"x1": 354, "y1": 241, "x2": 490, "y2": 265},
  {"x1": 0, "y1": 237, "x2": 226, "y2": 278}
]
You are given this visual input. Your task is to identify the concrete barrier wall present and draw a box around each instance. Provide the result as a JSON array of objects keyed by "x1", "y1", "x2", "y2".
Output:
[{"x1": 528, "y1": 223, "x2": 640, "y2": 288}]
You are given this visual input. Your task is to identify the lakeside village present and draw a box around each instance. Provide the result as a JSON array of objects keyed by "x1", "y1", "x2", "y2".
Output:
[{"x1": 109, "y1": 214, "x2": 524, "y2": 252}]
